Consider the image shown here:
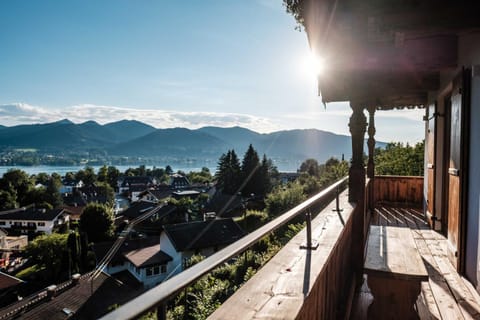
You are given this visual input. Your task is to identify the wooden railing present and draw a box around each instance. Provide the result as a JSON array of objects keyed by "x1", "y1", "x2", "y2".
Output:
[
  {"x1": 101, "y1": 177, "x2": 349, "y2": 320},
  {"x1": 373, "y1": 175, "x2": 423, "y2": 206},
  {"x1": 210, "y1": 188, "x2": 360, "y2": 319}
]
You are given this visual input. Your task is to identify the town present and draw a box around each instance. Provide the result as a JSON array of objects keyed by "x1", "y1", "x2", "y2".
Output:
[{"x1": 0, "y1": 144, "x2": 357, "y2": 318}]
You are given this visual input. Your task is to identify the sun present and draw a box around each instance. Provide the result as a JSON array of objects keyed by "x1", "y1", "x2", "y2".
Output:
[{"x1": 302, "y1": 51, "x2": 326, "y2": 79}]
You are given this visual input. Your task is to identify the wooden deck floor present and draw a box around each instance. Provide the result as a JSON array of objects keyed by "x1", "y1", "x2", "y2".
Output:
[{"x1": 351, "y1": 205, "x2": 480, "y2": 320}]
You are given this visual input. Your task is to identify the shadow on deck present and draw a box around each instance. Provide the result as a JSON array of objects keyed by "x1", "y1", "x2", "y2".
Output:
[{"x1": 351, "y1": 204, "x2": 480, "y2": 320}]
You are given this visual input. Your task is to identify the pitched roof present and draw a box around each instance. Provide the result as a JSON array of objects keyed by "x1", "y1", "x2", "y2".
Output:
[
  {"x1": 0, "y1": 271, "x2": 23, "y2": 290},
  {"x1": 93, "y1": 237, "x2": 159, "y2": 266},
  {"x1": 143, "y1": 188, "x2": 172, "y2": 200},
  {"x1": 163, "y1": 218, "x2": 245, "y2": 252},
  {"x1": 0, "y1": 272, "x2": 143, "y2": 320},
  {"x1": 124, "y1": 244, "x2": 172, "y2": 268},
  {"x1": 121, "y1": 201, "x2": 158, "y2": 220},
  {"x1": 120, "y1": 176, "x2": 153, "y2": 187},
  {"x1": 0, "y1": 207, "x2": 65, "y2": 222}
]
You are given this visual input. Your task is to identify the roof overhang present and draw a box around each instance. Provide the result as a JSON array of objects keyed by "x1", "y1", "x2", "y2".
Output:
[{"x1": 295, "y1": 0, "x2": 480, "y2": 109}]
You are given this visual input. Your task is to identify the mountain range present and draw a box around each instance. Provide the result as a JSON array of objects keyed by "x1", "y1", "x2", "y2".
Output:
[{"x1": 0, "y1": 119, "x2": 385, "y2": 164}]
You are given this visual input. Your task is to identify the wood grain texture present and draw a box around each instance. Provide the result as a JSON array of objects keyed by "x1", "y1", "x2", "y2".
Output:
[
  {"x1": 352, "y1": 205, "x2": 480, "y2": 320},
  {"x1": 365, "y1": 226, "x2": 428, "y2": 281},
  {"x1": 209, "y1": 191, "x2": 357, "y2": 320},
  {"x1": 374, "y1": 176, "x2": 424, "y2": 205},
  {"x1": 447, "y1": 176, "x2": 460, "y2": 269}
]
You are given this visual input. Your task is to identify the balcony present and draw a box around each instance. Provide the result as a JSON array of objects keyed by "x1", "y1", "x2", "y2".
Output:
[{"x1": 101, "y1": 176, "x2": 480, "y2": 319}]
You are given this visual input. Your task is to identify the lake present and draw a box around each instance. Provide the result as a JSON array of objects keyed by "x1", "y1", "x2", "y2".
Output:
[
  {"x1": 0, "y1": 164, "x2": 217, "y2": 177},
  {"x1": 0, "y1": 160, "x2": 301, "y2": 177}
]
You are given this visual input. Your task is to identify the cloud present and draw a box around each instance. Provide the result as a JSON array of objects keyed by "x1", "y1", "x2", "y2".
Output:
[
  {"x1": 0, "y1": 103, "x2": 280, "y2": 133},
  {"x1": 0, "y1": 103, "x2": 61, "y2": 124}
]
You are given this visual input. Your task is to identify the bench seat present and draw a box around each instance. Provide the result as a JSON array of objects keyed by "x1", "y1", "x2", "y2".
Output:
[{"x1": 364, "y1": 225, "x2": 428, "y2": 319}]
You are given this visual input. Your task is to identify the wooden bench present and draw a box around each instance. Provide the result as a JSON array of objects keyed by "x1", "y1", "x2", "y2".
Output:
[{"x1": 364, "y1": 225, "x2": 429, "y2": 320}]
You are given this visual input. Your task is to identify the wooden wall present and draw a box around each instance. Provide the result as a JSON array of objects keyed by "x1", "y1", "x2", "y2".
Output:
[{"x1": 373, "y1": 175, "x2": 424, "y2": 206}]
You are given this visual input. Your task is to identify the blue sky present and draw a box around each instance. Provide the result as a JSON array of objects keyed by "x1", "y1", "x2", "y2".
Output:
[{"x1": 0, "y1": 0, "x2": 424, "y2": 143}]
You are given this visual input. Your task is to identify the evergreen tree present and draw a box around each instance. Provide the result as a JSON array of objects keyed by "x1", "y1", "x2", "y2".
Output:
[
  {"x1": 67, "y1": 232, "x2": 81, "y2": 274},
  {"x1": 241, "y1": 144, "x2": 261, "y2": 197},
  {"x1": 216, "y1": 149, "x2": 241, "y2": 195}
]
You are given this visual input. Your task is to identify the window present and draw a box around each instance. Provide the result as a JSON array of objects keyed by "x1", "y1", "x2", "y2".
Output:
[
  {"x1": 37, "y1": 222, "x2": 45, "y2": 227},
  {"x1": 0, "y1": 222, "x2": 5, "y2": 225},
  {"x1": 146, "y1": 264, "x2": 167, "y2": 277}
]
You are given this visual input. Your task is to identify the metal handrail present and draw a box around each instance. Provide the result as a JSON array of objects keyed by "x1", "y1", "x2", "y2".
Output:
[{"x1": 101, "y1": 176, "x2": 348, "y2": 320}]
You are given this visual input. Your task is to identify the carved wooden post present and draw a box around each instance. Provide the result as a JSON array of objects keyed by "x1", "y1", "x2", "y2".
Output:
[
  {"x1": 348, "y1": 102, "x2": 367, "y2": 286},
  {"x1": 367, "y1": 106, "x2": 376, "y2": 210},
  {"x1": 348, "y1": 102, "x2": 367, "y2": 203}
]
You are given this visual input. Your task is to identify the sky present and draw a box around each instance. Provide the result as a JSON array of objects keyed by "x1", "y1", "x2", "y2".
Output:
[{"x1": 0, "y1": 0, "x2": 425, "y2": 143}]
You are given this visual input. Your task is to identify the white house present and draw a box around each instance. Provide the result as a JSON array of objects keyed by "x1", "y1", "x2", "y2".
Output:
[
  {"x1": 0, "y1": 207, "x2": 69, "y2": 235},
  {"x1": 94, "y1": 218, "x2": 244, "y2": 288},
  {"x1": 93, "y1": 237, "x2": 173, "y2": 289}
]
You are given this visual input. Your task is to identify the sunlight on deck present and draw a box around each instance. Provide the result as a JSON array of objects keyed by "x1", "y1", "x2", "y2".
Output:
[{"x1": 352, "y1": 205, "x2": 480, "y2": 320}]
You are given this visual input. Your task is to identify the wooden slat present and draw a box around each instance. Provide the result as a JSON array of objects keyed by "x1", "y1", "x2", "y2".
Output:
[
  {"x1": 209, "y1": 191, "x2": 356, "y2": 320},
  {"x1": 353, "y1": 204, "x2": 480, "y2": 320},
  {"x1": 365, "y1": 226, "x2": 428, "y2": 281}
]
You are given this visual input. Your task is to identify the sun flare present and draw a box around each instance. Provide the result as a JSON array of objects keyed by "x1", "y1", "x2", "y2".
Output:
[{"x1": 302, "y1": 51, "x2": 326, "y2": 79}]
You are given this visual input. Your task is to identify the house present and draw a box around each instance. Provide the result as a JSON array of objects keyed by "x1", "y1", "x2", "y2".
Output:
[
  {"x1": 137, "y1": 185, "x2": 172, "y2": 203},
  {"x1": 160, "y1": 218, "x2": 245, "y2": 276},
  {"x1": 0, "y1": 207, "x2": 69, "y2": 235},
  {"x1": 117, "y1": 176, "x2": 155, "y2": 195},
  {"x1": 289, "y1": 0, "x2": 480, "y2": 290},
  {"x1": 96, "y1": 2, "x2": 480, "y2": 318},
  {"x1": 62, "y1": 184, "x2": 110, "y2": 210},
  {"x1": 93, "y1": 237, "x2": 173, "y2": 289},
  {"x1": 59, "y1": 178, "x2": 83, "y2": 195},
  {"x1": 169, "y1": 173, "x2": 190, "y2": 189}
]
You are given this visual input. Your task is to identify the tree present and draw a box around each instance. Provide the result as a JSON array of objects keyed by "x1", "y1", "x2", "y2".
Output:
[
  {"x1": 259, "y1": 155, "x2": 278, "y2": 196},
  {"x1": 375, "y1": 141, "x2": 424, "y2": 176},
  {"x1": 165, "y1": 165, "x2": 173, "y2": 175},
  {"x1": 216, "y1": 149, "x2": 241, "y2": 195},
  {"x1": 79, "y1": 203, "x2": 114, "y2": 242},
  {"x1": 265, "y1": 183, "x2": 306, "y2": 217},
  {"x1": 187, "y1": 167, "x2": 213, "y2": 184},
  {"x1": 34, "y1": 172, "x2": 50, "y2": 185},
  {"x1": 107, "y1": 166, "x2": 120, "y2": 190},
  {"x1": 299, "y1": 158, "x2": 321, "y2": 177},
  {"x1": 65, "y1": 171, "x2": 76, "y2": 181},
  {"x1": 0, "y1": 169, "x2": 33, "y2": 206},
  {"x1": 75, "y1": 166, "x2": 96, "y2": 186},
  {"x1": 24, "y1": 233, "x2": 68, "y2": 281},
  {"x1": 67, "y1": 232, "x2": 81, "y2": 274},
  {"x1": 97, "y1": 165, "x2": 108, "y2": 184},
  {"x1": 95, "y1": 181, "x2": 115, "y2": 206},
  {"x1": 0, "y1": 187, "x2": 17, "y2": 210},
  {"x1": 241, "y1": 144, "x2": 261, "y2": 197},
  {"x1": 45, "y1": 174, "x2": 63, "y2": 207}
]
